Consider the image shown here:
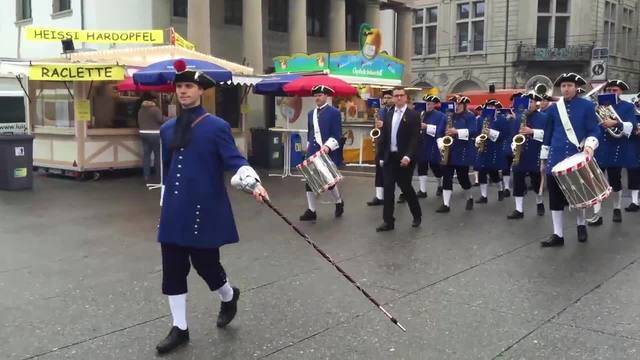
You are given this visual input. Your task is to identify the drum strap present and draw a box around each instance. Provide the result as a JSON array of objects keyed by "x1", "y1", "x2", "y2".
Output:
[
  {"x1": 313, "y1": 107, "x2": 325, "y2": 146},
  {"x1": 556, "y1": 97, "x2": 581, "y2": 150}
]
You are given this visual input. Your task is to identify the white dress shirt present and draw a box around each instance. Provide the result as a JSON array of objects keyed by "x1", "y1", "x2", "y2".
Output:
[{"x1": 390, "y1": 105, "x2": 407, "y2": 152}]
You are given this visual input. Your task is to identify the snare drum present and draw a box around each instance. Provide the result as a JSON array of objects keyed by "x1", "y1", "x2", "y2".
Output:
[
  {"x1": 297, "y1": 151, "x2": 344, "y2": 195},
  {"x1": 551, "y1": 153, "x2": 612, "y2": 209}
]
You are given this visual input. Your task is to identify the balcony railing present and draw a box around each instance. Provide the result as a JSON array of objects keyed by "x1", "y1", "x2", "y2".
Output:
[{"x1": 516, "y1": 43, "x2": 593, "y2": 62}]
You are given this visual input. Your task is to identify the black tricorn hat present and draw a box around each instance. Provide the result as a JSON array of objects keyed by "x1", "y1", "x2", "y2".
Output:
[
  {"x1": 173, "y1": 59, "x2": 216, "y2": 90},
  {"x1": 605, "y1": 79, "x2": 630, "y2": 91},
  {"x1": 554, "y1": 72, "x2": 587, "y2": 87},
  {"x1": 524, "y1": 90, "x2": 543, "y2": 101},
  {"x1": 311, "y1": 84, "x2": 335, "y2": 96}
]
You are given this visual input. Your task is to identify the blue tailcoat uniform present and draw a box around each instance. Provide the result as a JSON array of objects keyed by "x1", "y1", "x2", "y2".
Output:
[
  {"x1": 595, "y1": 100, "x2": 637, "y2": 168},
  {"x1": 501, "y1": 114, "x2": 519, "y2": 162},
  {"x1": 630, "y1": 113, "x2": 640, "y2": 169},
  {"x1": 512, "y1": 110, "x2": 548, "y2": 173},
  {"x1": 421, "y1": 110, "x2": 447, "y2": 164},
  {"x1": 159, "y1": 106, "x2": 248, "y2": 249},
  {"x1": 445, "y1": 111, "x2": 475, "y2": 167},
  {"x1": 543, "y1": 97, "x2": 601, "y2": 174},
  {"x1": 475, "y1": 113, "x2": 510, "y2": 170},
  {"x1": 307, "y1": 105, "x2": 343, "y2": 166}
]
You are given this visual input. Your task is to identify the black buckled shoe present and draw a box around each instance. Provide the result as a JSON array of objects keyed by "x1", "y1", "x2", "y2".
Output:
[
  {"x1": 156, "y1": 326, "x2": 189, "y2": 354},
  {"x1": 537, "y1": 203, "x2": 545, "y2": 216},
  {"x1": 436, "y1": 186, "x2": 443, "y2": 197},
  {"x1": 397, "y1": 193, "x2": 406, "y2": 203},
  {"x1": 366, "y1": 197, "x2": 383, "y2": 206},
  {"x1": 625, "y1": 203, "x2": 640, "y2": 212},
  {"x1": 503, "y1": 189, "x2": 511, "y2": 198},
  {"x1": 476, "y1": 196, "x2": 488, "y2": 204},
  {"x1": 498, "y1": 191, "x2": 505, "y2": 202},
  {"x1": 376, "y1": 222, "x2": 395, "y2": 232},
  {"x1": 612, "y1": 209, "x2": 622, "y2": 223},
  {"x1": 465, "y1": 198, "x2": 474, "y2": 211},
  {"x1": 436, "y1": 204, "x2": 450, "y2": 213},
  {"x1": 335, "y1": 202, "x2": 344, "y2": 218},
  {"x1": 416, "y1": 191, "x2": 427, "y2": 198},
  {"x1": 541, "y1": 234, "x2": 564, "y2": 247},
  {"x1": 577, "y1": 225, "x2": 588, "y2": 243},
  {"x1": 412, "y1": 217, "x2": 421, "y2": 228},
  {"x1": 586, "y1": 214, "x2": 603, "y2": 226},
  {"x1": 216, "y1": 287, "x2": 240, "y2": 328},
  {"x1": 507, "y1": 210, "x2": 524, "y2": 219},
  {"x1": 299, "y1": 209, "x2": 317, "y2": 221}
]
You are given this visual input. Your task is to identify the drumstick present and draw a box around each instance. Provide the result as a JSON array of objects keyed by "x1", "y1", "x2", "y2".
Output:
[{"x1": 262, "y1": 198, "x2": 407, "y2": 333}]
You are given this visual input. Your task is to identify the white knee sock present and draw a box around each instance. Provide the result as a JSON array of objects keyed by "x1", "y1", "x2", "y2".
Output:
[
  {"x1": 375, "y1": 187, "x2": 384, "y2": 200},
  {"x1": 168, "y1": 294, "x2": 187, "y2": 330},
  {"x1": 503, "y1": 175, "x2": 511, "y2": 190},
  {"x1": 498, "y1": 181, "x2": 504, "y2": 191},
  {"x1": 437, "y1": 177, "x2": 443, "y2": 187},
  {"x1": 515, "y1": 196, "x2": 524, "y2": 212},
  {"x1": 593, "y1": 202, "x2": 602, "y2": 215},
  {"x1": 632, "y1": 190, "x2": 639, "y2": 205},
  {"x1": 217, "y1": 282, "x2": 234, "y2": 302},
  {"x1": 552, "y1": 210, "x2": 564, "y2": 237},
  {"x1": 443, "y1": 189, "x2": 452, "y2": 206},
  {"x1": 306, "y1": 192, "x2": 317, "y2": 212},
  {"x1": 465, "y1": 189, "x2": 473, "y2": 200},
  {"x1": 576, "y1": 209, "x2": 586, "y2": 226},
  {"x1": 614, "y1": 191, "x2": 622, "y2": 209},
  {"x1": 535, "y1": 194, "x2": 543, "y2": 204},
  {"x1": 330, "y1": 186, "x2": 342, "y2": 204},
  {"x1": 480, "y1": 184, "x2": 488, "y2": 197},
  {"x1": 419, "y1": 176, "x2": 428, "y2": 193}
]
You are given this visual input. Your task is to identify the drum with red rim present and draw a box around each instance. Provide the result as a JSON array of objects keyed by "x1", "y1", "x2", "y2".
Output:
[
  {"x1": 551, "y1": 153, "x2": 611, "y2": 209},
  {"x1": 297, "y1": 151, "x2": 343, "y2": 195}
]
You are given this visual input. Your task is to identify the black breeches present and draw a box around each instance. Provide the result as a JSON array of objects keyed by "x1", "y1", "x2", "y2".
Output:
[
  {"x1": 161, "y1": 243, "x2": 227, "y2": 295},
  {"x1": 442, "y1": 165, "x2": 471, "y2": 190}
]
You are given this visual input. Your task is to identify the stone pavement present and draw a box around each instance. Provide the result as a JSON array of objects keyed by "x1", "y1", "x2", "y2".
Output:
[{"x1": 2, "y1": 172, "x2": 640, "y2": 359}]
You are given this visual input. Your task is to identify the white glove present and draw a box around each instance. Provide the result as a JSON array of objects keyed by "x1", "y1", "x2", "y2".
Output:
[
  {"x1": 511, "y1": 141, "x2": 517, "y2": 153},
  {"x1": 379, "y1": 160, "x2": 384, "y2": 167},
  {"x1": 437, "y1": 137, "x2": 444, "y2": 151},
  {"x1": 540, "y1": 145, "x2": 550, "y2": 160},
  {"x1": 475, "y1": 137, "x2": 482, "y2": 147},
  {"x1": 489, "y1": 129, "x2": 500, "y2": 142},
  {"x1": 426, "y1": 124, "x2": 436, "y2": 137},
  {"x1": 231, "y1": 166, "x2": 261, "y2": 194}
]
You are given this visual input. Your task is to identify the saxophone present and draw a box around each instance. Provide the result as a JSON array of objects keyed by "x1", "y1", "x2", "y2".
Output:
[
  {"x1": 440, "y1": 111, "x2": 454, "y2": 165},
  {"x1": 475, "y1": 117, "x2": 490, "y2": 153},
  {"x1": 512, "y1": 110, "x2": 529, "y2": 166}
]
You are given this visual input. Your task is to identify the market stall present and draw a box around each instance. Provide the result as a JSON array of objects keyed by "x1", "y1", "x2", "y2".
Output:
[{"x1": 0, "y1": 45, "x2": 254, "y2": 178}]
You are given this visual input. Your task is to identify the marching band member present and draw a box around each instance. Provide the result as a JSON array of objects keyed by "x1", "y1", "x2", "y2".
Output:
[
  {"x1": 588, "y1": 80, "x2": 637, "y2": 225},
  {"x1": 156, "y1": 60, "x2": 269, "y2": 354},
  {"x1": 499, "y1": 101, "x2": 515, "y2": 199},
  {"x1": 474, "y1": 99, "x2": 509, "y2": 203},
  {"x1": 629, "y1": 96, "x2": 640, "y2": 211},
  {"x1": 299, "y1": 85, "x2": 344, "y2": 221},
  {"x1": 539, "y1": 73, "x2": 601, "y2": 247},
  {"x1": 507, "y1": 92, "x2": 548, "y2": 219},
  {"x1": 417, "y1": 95, "x2": 446, "y2": 198},
  {"x1": 376, "y1": 87, "x2": 422, "y2": 231},
  {"x1": 436, "y1": 95, "x2": 476, "y2": 213},
  {"x1": 367, "y1": 89, "x2": 394, "y2": 206}
]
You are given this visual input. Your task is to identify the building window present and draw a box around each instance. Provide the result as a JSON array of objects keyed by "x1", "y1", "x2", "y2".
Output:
[
  {"x1": 173, "y1": 0, "x2": 187, "y2": 18},
  {"x1": 53, "y1": 0, "x2": 71, "y2": 13},
  {"x1": 346, "y1": 0, "x2": 366, "y2": 43},
  {"x1": 268, "y1": 0, "x2": 288, "y2": 32},
  {"x1": 307, "y1": 0, "x2": 327, "y2": 37},
  {"x1": 456, "y1": 1, "x2": 484, "y2": 53},
  {"x1": 216, "y1": 87, "x2": 240, "y2": 129},
  {"x1": 224, "y1": 0, "x2": 242, "y2": 25},
  {"x1": 536, "y1": 0, "x2": 570, "y2": 48},
  {"x1": 16, "y1": 0, "x2": 31, "y2": 21},
  {"x1": 412, "y1": 7, "x2": 437, "y2": 56},
  {"x1": 621, "y1": 7, "x2": 633, "y2": 56}
]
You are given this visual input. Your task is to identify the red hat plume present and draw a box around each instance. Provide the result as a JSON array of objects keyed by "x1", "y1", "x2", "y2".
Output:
[{"x1": 173, "y1": 59, "x2": 187, "y2": 73}]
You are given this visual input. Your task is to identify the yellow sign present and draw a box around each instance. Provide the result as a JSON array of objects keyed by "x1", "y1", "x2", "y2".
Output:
[
  {"x1": 172, "y1": 30, "x2": 195, "y2": 51},
  {"x1": 74, "y1": 99, "x2": 91, "y2": 122},
  {"x1": 29, "y1": 64, "x2": 125, "y2": 81},
  {"x1": 26, "y1": 27, "x2": 164, "y2": 44}
]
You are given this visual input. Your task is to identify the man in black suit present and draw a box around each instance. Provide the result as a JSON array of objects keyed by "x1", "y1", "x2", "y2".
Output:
[{"x1": 376, "y1": 87, "x2": 422, "y2": 231}]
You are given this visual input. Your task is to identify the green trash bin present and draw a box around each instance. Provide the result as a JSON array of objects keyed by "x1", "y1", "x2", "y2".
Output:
[{"x1": 0, "y1": 135, "x2": 34, "y2": 190}]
